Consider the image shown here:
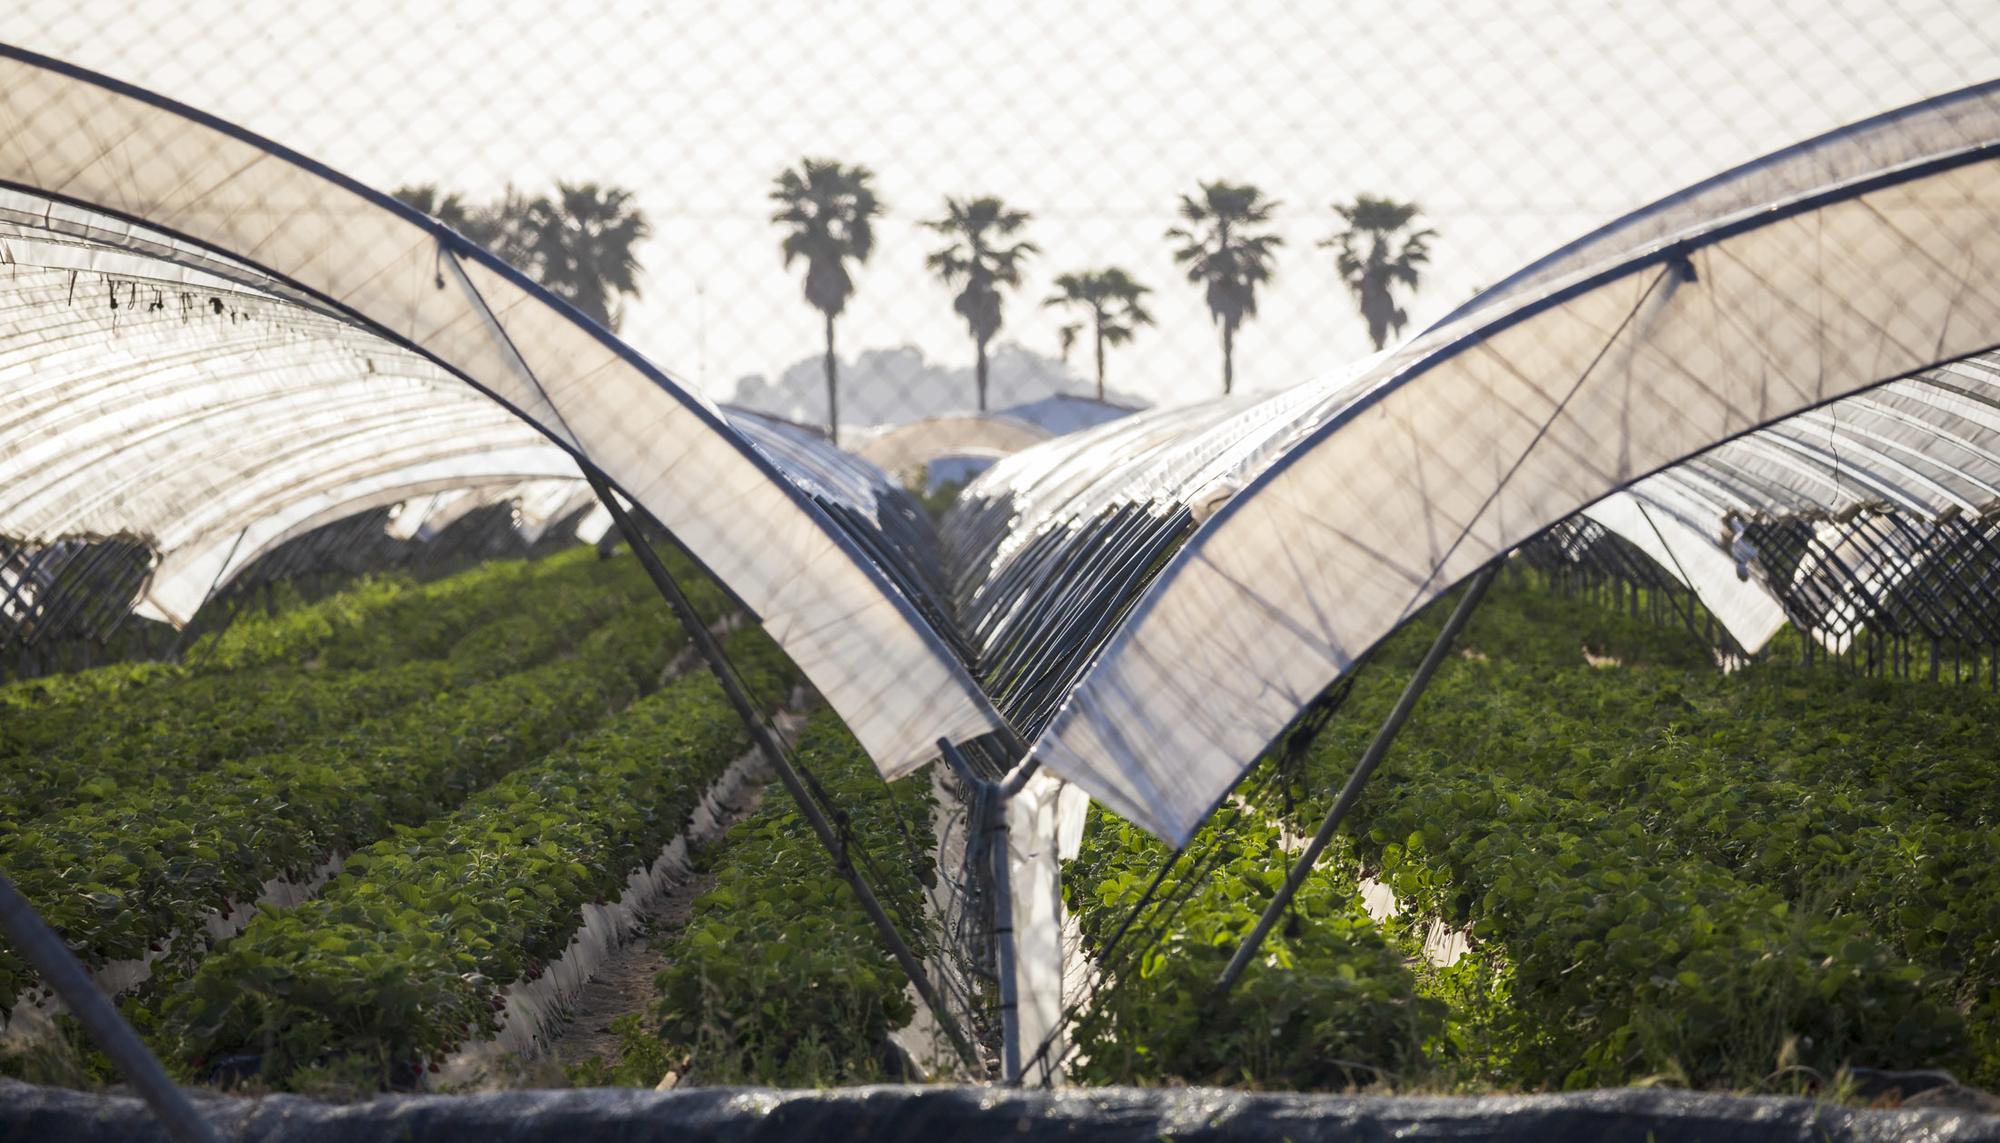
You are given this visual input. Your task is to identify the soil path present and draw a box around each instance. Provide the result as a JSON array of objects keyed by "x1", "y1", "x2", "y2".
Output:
[{"x1": 547, "y1": 776, "x2": 769, "y2": 1071}]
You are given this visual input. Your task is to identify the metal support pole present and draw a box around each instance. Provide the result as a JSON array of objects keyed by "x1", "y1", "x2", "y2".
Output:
[
  {"x1": 937, "y1": 739, "x2": 1028, "y2": 1084},
  {"x1": 1216, "y1": 563, "x2": 1499, "y2": 995},
  {"x1": 988, "y1": 782, "x2": 1021, "y2": 1083},
  {"x1": 582, "y1": 469, "x2": 984, "y2": 1075},
  {"x1": 0, "y1": 874, "x2": 217, "y2": 1143}
]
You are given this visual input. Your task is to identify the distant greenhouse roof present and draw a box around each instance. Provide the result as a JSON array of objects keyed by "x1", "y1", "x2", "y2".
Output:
[{"x1": 997, "y1": 393, "x2": 1146, "y2": 437}]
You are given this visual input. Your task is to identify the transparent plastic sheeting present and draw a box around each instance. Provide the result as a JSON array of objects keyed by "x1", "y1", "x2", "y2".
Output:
[
  {"x1": 724, "y1": 406, "x2": 969, "y2": 663},
  {"x1": 1439, "y1": 83, "x2": 2000, "y2": 328},
  {"x1": 940, "y1": 386, "x2": 1370, "y2": 1082},
  {"x1": 1615, "y1": 353, "x2": 2000, "y2": 641},
  {"x1": 0, "y1": 46, "x2": 1002, "y2": 776},
  {"x1": 375, "y1": 480, "x2": 592, "y2": 548},
  {"x1": 1626, "y1": 356, "x2": 2000, "y2": 525},
  {"x1": 173, "y1": 402, "x2": 936, "y2": 627},
  {"x1": 1003, "y1": 81, "x2": 2000, "y2": 844},
  {"x1": 137, "y1": 460, "x2": 588, "y2": 626},
  {"x1": 1007, "y1": 768, "x2": 1091, "y2": 1087},
  {"x1": 1575, "y1": 492, "x2": 1789, "y2": 654},
  {"x1": 942, "y1": 367, "x2": 1386, "y2": 746},
  {"x1": 0, "y1": 239, "x2": 574, "y2": 623}
]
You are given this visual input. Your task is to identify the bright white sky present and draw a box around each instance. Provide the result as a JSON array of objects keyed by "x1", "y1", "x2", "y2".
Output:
[{"x1": 15, "y1": 0, "x2": 2000, "y2": 409}]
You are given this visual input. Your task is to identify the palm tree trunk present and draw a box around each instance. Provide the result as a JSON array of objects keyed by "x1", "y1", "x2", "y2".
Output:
[
  {"x1": 1094, "y1": 320, "x2": 1106, "y2": 403},
  {"x1": 823, "y1": 311, "x2": 839, "y2": 445},
  {"x1": 1222, "y1": 321, "x2": 1235, "y2": 396},
  {"x1": 976, "y1": 336, "x2": 989, "y2": 413}
]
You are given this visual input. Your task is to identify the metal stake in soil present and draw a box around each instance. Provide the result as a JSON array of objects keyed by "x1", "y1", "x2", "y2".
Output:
[
  {"x1": 1215, "y1": 562, "x2": 1499, "y2": 995},
  {"x1": 583, "y1": 467, "x2": 985, "y2": 1076},
  {"x1": 0, "y1": 873, "x2": 219, "y2": 1143}
]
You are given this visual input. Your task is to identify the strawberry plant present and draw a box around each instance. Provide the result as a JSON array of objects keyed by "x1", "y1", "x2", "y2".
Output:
[
  {"x1": 163, "y1": 625, "x2": 796, "y2": 1087},
  {"x1": 0, "y1": 660, "x2": 181, "y2": 729},
  {"x1": 0, "y1": 547, "x2": 735, "y2": 1016},
  {"x1": 0, "y1": 607, "x2": 683, "y2": 1014},
  {"x1": 638, "y1": 711, "x2": 937, "y2": 1087},
  {"x1": 1066, "y1": 806, "x2": 1442, "y2": 1088},
  {"x1": 1283, "y1": 574, "x2": 1985, "y2": 1088},
  {"x1": 0, "y1": 558, "x2": 655, "y2": 828},
  {"x1": 0, "y1": 546, "x2": 701, "y2": 769},
  {"x1": 193, "y1": 550, "x2": 567, "y2": 673}
]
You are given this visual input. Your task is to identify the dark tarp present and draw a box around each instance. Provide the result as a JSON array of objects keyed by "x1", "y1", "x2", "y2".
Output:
[{"x1": 2, "y1": 1080, "x2": 1997, "y2": 1143}]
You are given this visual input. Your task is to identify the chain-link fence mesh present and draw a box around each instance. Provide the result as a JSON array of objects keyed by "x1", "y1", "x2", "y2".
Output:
[
  {"x1": 18, "y1": 0, "x2": 1996, "y2": 441},
  {"x1": 3, "y1": 2, "x2": 2000, "y2": 1098}
]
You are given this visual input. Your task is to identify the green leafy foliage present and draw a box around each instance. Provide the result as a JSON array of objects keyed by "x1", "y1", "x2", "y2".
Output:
[
  {"x1": 1288, "y1": 574, "x2": 1988, "y2": 1088},
  {"x1": 19, "y1": 550, "x2": 2000, "y2": 1097},
  {"x1": 1066, "y1": 807, "x2": 1441, "y2": 1088},
  {"x1": 563, "y1": 1014, "x2": 675, "y2": 1088},
  {"x1": 629, "y1": 711, "x2": 935, "y2": 1087},
  {"x1": 0, "y1": 660, "x2": 182, "y2": 724},
  {"x1": 163, "y1": 626, "x2": 795, "y2": 1087},
  {"x1": 0, "y1": 551, "x2": 644, "y2": 811},
  {"x1": 193, "y1": 576, "x2": 417, "y2": 673},
  {"x1": 193, "y1": 553, "x2": 578, "y2": 674},
  {"x1": 0, "y1": 618, "x2": 670, "y2": 1013},
  {"x1": 0, "y1": 552, "x2": 725, "y2": 1014},
  {"x1": 1056, "y1": 574, "x2": 1996, "y2": 1092},
  {"x1": 0, "y1": 567, "x2": 455, "y2": 761}
]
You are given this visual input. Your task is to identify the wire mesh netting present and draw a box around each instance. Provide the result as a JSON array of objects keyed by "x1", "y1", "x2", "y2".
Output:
[
  {"x1": 4, "y1": 2, "x2": 1997, "y2": 671},
  {"x1": 5, "y1": 0, "x2": 2000, "y2": 1108},
  {"x1": 4, "y1": 0, "x2": 1999, "y2": 857},
  {"x1": 16, "y1": 0, "x2": 1997, "y2": 424}
]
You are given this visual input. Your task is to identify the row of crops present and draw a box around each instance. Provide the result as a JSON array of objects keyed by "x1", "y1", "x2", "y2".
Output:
[
  {"x1": 0, "y1": 538, "x2": 979, "y2": 1094},
  {"x1": 1065, "y1": 576, "x2": 2000, "y2": 1092},
  {"x1": 572, "y1": 710, "x2": 941, "y2": 1088},
  {"x1": 168, "y1": 623, "x2": 794, "y2": 1084},
  {"x1": 4, "y1": 551, "x2": 1998, "y2": 1095},
  {"x1": 0, "y1": 546, "x2": 807, "y2": 1090},
  {"x1": 563, "y1": 569, "x2": 2000, "y2": 1094}
]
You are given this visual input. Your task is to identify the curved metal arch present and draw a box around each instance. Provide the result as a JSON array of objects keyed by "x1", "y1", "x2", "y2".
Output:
[
  {"x1": 1031, "y1": 91, "x2": 2000, "y2": 842},
  {"x1": 0, "y1": 44, "x2": 1002, "y2": 774},
  {"x1": 141, "y1": 462, "x2": 587, "y2": 625},
  {"x1": 1441, "y1": 78, "x2": 2000, "y2": 326}
]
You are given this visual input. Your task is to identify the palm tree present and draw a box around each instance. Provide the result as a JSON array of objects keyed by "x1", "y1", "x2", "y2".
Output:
[
  {"x1": 393, "y1": 184, "x2": 481, "y2": 234},
  {"x1": 924, "y1": 196, "x2": 1038, "y2": 413},
  {"x1": 520, "y1": 183, "x2": 651, "y2": 331},
  {"x1": 771, "y1": 158, "x2": 882, "y2": 443},
  {"x1": 1044, "y1": 268, "x2": 1154, "y2": 401},
  {"x1": 393, "y1": 184, "x2": 635, "y2": 319},
  {"x1": 458, "y1": 188, "x2": 545, "y2": 271},
  {"x1": 1323, "y1": 195, "x2": 1436, "y2": 350},
  {"x1": 1166, "y1": 181, "x2": 1282, "y2": 395},
  {"x1": 394, "y1": 184, "x2": 526, "y2": 261},
  {"x1": 1056, "y1": 322, "x2": 1082, "y2": 367}
]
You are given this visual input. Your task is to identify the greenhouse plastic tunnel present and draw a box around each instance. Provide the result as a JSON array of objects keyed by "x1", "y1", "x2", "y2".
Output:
[
  {"x1": 0, "y1": 45, "x2": 1005, "y2": 779},
  {"x1": 4, "y1": 34, "x2": 2000, "y2": 1135},
  {"x1": 982, "y1": 78, "x2": 2000, "y2": 847}
]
